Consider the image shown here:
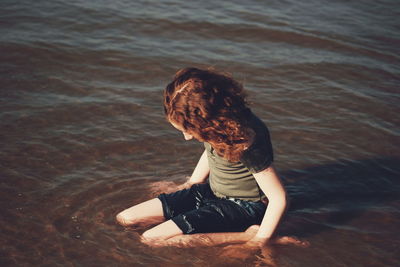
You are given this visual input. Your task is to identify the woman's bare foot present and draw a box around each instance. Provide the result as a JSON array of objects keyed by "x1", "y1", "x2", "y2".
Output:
[
  {"x1": 273, "y1": 236, "x2": 310, "y2": 247},
  {"x1": 244, "y1": 225, "x2": 309, "y2": 247}
]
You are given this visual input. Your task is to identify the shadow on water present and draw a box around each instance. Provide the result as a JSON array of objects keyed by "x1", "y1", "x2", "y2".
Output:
[
  {"x1": 135, "y1": 156, "x2": 400, "y2": 267},
  {"x1": 278, "y1": 156, "x2": 400, "y2": 238}
]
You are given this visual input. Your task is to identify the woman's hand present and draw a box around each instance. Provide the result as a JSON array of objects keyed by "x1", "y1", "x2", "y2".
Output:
[
  {"x1": 148, "y1": 177, "x2": 196, "y2": 196},
  {"x1": 175, "y1": 178, "x2": 194, "y2": 191},
  {"x1": 245, "y1": 235, "x2": 270, "y2": 248}
]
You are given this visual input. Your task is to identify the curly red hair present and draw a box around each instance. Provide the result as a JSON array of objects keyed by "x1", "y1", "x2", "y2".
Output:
[{"x1": 163, "y1": 67, "x2": 254, "y2": 162}]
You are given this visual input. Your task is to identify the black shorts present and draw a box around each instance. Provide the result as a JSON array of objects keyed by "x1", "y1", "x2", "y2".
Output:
[{"x1": 157, "y1": 183, "x2": 267, "y2": 234}]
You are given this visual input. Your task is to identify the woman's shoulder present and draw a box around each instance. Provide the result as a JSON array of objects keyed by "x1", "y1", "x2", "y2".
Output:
[
  {"x1": 246, "y1": 112, "x2": 270, "y2": 147},
  {"x1": 240, "y1": 112, "x2": 274, "y2": 173}
]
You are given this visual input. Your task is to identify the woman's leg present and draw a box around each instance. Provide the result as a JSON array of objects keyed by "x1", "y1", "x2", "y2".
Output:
[
  {"x1": 116, "y1": 198, "x2": 165, "y2": 228},
  {"x1": 143, "y1": 225, "x2": 309, "y2": 248},
  {"x1": 142, "y1": 219, "x2": 183, "y2": 240},
  {"x1": 144, "y1": 225, "x2": 259, "y2": 247}
]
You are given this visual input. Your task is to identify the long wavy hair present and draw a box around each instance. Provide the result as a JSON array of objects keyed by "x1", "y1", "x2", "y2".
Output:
[{"x1": 163, "y1": 67, "x2": 254, "y2": 162}]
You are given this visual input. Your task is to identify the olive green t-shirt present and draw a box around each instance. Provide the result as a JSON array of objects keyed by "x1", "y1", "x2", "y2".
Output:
[{"x1": 205, "y1": 112, "x2": 274, "y2": 201}]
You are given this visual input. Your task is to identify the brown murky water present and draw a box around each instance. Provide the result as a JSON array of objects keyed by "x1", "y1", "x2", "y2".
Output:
[{"x1": 1, "y1": 0, "x2": 399, "y2": 266}]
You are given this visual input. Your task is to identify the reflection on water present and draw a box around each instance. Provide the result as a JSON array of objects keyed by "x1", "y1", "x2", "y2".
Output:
[{"x1": 1, "y1": 0, "x2": 399, "y2": 266}]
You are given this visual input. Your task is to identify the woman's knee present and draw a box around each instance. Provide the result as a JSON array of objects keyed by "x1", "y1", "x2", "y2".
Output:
[
  {"x1": 116, "y1": 209, "x2": 137, "y2": 226},
  {"x1": 115, "y1": 210, "x2": 131, "y2": 226},
  {"x1": 142, "y1": 228, "x2": 156, "y2": 240},
  {"x1": 116, "y1": 198, "x2": 165, "y2": 227},
  {"x1": 142, "y1": 220, "x2": 183, "y2": 240}
]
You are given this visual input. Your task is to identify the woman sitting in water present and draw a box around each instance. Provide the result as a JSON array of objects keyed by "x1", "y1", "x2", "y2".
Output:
[{"x1": 116, "y1": 67, "x2": 305, "y2": 249}]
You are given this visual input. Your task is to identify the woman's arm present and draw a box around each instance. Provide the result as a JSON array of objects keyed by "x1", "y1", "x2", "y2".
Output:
[
  {"x1": 188, "y1": 149, "x2": 210, "y2": 184},
  {"x1": 251, "y1": 165, "x2": 287, "y2": 246},
  {"x1": 148, "y1": 150, "x2": 209, "y2": 195},
  {"x1": 174, "y1": 150, "x2": 209, "y2": 191}
]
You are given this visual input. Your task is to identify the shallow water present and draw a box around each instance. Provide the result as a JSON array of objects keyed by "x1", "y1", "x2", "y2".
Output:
[{"x1": 1, "y1": 0, "x2": 399, "y2": 266}]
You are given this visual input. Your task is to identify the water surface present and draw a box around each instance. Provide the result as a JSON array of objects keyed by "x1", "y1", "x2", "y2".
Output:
[{"x1": 1, "y1": 0, "x2": 399, "y2": 266}]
